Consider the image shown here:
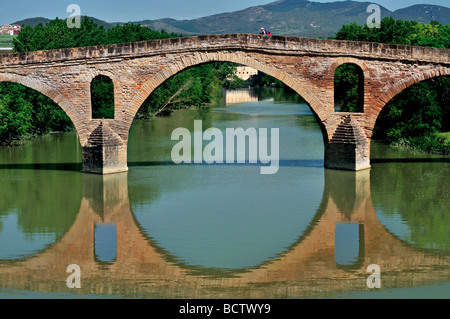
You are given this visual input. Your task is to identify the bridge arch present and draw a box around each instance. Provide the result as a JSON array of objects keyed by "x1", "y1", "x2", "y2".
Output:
[
  {"x1": 90, "y1": 74, "x2": 115, "y2": 119},
  {"x1": 126, "y1": 51, "x2": 329, "y2": 139},
  {"x1": 365, "y1": 66, "x2": 450, "y2": 136},
  {"x1": 331, "y1": 57, "x2": 370, "y2": 114},
  {"x1": 377, "y1": 67, "x2": 450, "y2": 115},
  {"x1": 0, "y1": 73, "x2": 86, "y2": 139},
  {"x1": 330, "y1": 57, "x2": 370, "y2": 77}
]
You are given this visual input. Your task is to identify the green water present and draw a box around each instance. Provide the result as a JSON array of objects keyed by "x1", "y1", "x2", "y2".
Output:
[{"x1": 0, "y1": 88, "x2": 448, "y2": 299}]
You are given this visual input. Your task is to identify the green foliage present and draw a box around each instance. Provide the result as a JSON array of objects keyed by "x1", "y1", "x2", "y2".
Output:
[
  {"x1": 334, "y1": 64, "x2": 364, "y2": 112},
  {"x1": 12, "y1": 17, "x2": 183, "y2": 53},
  {"x1": 334, "y1": 17, "x2": 450, "y2": 48},
  {"x1": 91, "y1": 75, "x2": 115, "y2": 119},
  {"x1": 136, "y1": 62, "x2": 243, "y2": 119},
  {"x1": 253, "y1": 74, "x2": 285, "y2": 88},
  {"x1": 0, "y1": 83, "x2": 33, "y2": 144},
  {"x1": 334, "y1": 17, "x2": 450, "y2": 154},
  {"x1": 13, "y1": 17, "x2": 107, "y2": 52},
  {"x1": 106, "y1": 23, "x2": 179, "y2": 43},
  {"x1": 0, "y1": 82, "x2": 73, "y2": 145}
]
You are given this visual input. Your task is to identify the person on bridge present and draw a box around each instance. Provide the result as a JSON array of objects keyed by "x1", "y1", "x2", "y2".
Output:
[{"x1": 260, "y1": 27, "x2": 271, "y2": 36}]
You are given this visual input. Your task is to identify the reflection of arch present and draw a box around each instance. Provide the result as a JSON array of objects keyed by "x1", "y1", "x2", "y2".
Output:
[
  {"x1": 127, "y1": 53, "x2": 329, "y2": 140},
  {"x1": 0, "y1": 73, "x2": 85, "y2": 140},
  {"x1": 94, "y1": 223, "x2": 117, "y2": 264},
  {"x1": 334, "y1": 223, "x2": 365, "y2": 270}
]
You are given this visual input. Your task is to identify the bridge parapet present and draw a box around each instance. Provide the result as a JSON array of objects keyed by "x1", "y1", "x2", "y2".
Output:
[{"x1": 1, "y1": 34, "x2": 449, "y2": 67}]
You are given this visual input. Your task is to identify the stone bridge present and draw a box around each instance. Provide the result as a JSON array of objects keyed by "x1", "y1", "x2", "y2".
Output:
[
  {"x1": 0, "y1": 170, "x2": 447, "y2": 298},
  {"x1": 0, "y1": 34, "x2": 449, "y2": 173}
]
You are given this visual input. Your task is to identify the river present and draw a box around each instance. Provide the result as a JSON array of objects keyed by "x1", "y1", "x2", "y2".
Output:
[{"x1": 0, "y1": 88, "x2": 448, "y2": 299}]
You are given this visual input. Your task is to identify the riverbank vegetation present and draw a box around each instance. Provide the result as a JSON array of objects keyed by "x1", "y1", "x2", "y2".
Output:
[
  {"x1": 333, "y1": 17, "x2": 449, "y2": 155},
  {"x1": 135, "y1": 62, "x2": 245, "y2": 119}
]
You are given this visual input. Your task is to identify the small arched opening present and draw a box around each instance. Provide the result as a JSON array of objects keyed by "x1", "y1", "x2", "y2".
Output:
[
  {"x1": 334, "y1": 63, "x2": 364, "y2": 113},
  {"x1": 91, "y1": 75, "x2": 115, "y2": 119}
]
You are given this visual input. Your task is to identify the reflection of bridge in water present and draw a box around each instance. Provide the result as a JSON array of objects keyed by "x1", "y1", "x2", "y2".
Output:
[
  {"x1": 0, "y1": 170, "x2": 448, "y2": 298},
  {"x1": 223, "y1": 89, "x2": 259, "y2": 105}
]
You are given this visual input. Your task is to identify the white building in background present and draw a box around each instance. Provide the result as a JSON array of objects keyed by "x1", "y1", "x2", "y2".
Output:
[{"x1": 235, "y1": 65, "x2": 258, "y2": 80}]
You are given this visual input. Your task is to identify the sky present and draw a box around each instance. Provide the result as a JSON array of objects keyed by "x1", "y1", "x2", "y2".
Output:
[{"x1": 1, "y1": 0, "x2": 449, "y2": 25}]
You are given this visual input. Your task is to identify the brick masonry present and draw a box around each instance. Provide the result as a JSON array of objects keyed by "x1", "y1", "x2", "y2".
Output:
[{"x1": 0, "y1": 34, "x2": 449, "y2": 173}]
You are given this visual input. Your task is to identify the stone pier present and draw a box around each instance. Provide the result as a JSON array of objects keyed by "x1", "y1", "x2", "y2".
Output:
[
  {"x1": 324, "y1": 115, "x2": 371, "y2": 171},
  {"x1": 81, "y1": 122, "x2": 128, "y2": 174}
]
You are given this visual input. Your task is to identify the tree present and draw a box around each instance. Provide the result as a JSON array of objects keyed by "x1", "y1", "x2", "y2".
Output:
[
  {"x1": 0, "y1": 82, "x2": 33, "y2": 144},
  {"x1": 136, "y1": 62, "x2": 243, "y2": 119}
]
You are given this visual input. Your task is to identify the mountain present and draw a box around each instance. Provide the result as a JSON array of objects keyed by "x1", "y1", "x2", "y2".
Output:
[
  {"x1": 11, "y1": 1, "x2": 450, "y2": 38},
  {"x1": 125, "y1": 0, "x2": 450, "y2": 37},
  {"x1": 392, "y1": 4, "x2": 450, "y2": 24},
  {"x1": 13, "y1": 16, "x2": 115, "y2": 30},
  {"x1": 12, "y1": 17, "x2": 51, "y2": 28}
]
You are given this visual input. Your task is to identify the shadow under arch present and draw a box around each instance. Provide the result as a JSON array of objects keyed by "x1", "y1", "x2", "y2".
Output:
[{"x1": 126, "y1": 53, "x2": 331, "y2": 143}]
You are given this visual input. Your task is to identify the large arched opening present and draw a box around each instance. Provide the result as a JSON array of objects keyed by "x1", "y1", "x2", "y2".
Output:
[
  {"x1": 125, "y1": 60, "x2": 327, "y2": 273},
  {"x1": 0, "y1": 79, "x2": 78, "y2": 147},
  {"x1": 0, "y1": 73, "x2": 85, "y2": 144},
  {"x1": 125, "y1": 51, "x2": 330, "y2": 142}
]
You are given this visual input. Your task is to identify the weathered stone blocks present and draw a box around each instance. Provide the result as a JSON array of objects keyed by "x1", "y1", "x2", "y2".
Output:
[
  {"x1": 324, "y1": 115, "x2": 371, "y2": 171},
  {"x1": 82, "y1": 122, "x2": 128, "y2": 174}
]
